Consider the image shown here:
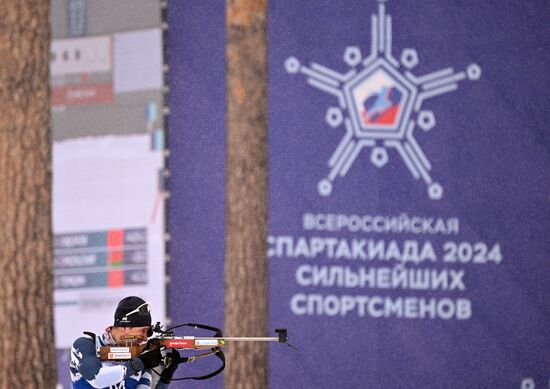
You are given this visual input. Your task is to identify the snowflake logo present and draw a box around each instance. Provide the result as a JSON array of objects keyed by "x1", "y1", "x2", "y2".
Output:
[{"x1": 285, "y1": 0, "x2": 481, "y2": 200}]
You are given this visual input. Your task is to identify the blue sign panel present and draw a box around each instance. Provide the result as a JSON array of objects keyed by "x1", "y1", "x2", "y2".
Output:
[
  {"x1": 67, "y1": 0, "x2": 86, "y2": 37},
  {"x1": 268, "y1": 0, "x2": 549, "y2": 388},
  {"x1": 167, "y1": 1, "x2": 226, "y2": 386}
]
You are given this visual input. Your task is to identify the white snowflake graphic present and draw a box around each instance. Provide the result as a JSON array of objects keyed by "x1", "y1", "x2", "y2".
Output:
[{"x1": 285, "y1": 0, "x2": 481, "y2": 200}]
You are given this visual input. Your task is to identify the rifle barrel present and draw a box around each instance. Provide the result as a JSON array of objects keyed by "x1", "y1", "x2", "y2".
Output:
[{"x1": 169, "y1": 336, "x2": 280, "y2": 342}]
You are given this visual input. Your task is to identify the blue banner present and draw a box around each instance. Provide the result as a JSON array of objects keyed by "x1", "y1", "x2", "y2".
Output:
[
  {"x1": 268, "y1": 0, "x2": 549, "y2": 388},
  {"x1": 167, "y1": 1, "x2": 226, "y2": 386}
]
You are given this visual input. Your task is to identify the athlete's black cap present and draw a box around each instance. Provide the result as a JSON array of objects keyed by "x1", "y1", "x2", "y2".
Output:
[{"x1": 113, "y1": 296, "x2": 151, "y2": 327}]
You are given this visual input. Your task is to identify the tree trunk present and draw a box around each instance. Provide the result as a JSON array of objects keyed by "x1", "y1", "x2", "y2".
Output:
[
  {"x1": 224, "y1": 0, "x2": 268, "y2": 388},
  {"x1": 0, "y1": 1, "x2": 55, "y2": 387}
]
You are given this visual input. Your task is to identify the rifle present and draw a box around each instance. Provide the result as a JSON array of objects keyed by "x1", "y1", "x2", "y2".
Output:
[{"x1": 95, "y1": 322, "x2": 296, "y2": 381}]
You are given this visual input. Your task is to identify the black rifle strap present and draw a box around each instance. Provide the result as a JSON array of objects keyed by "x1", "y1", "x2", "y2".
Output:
[{"x1": 164, "y1": 323, "x2": 226, "y2": 381}]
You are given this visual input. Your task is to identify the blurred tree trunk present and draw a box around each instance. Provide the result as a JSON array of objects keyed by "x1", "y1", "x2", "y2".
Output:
[
  {"x1": 224, "y1": 0, "x2": 268, "y2": 388},
  {"x1": 0, "y1": 1, "x2": 55, "y2": 387}
]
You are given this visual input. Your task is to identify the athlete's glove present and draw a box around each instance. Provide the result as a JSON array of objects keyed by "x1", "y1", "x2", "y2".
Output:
[
  {"x1": 137, "y1": 340, "x2": 163, "y2": 369},
  {"x1": 159, "y1": 349, "x2": 184, "y2": 384}
]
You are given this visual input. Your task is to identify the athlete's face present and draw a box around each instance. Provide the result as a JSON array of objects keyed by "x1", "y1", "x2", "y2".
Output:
[{"x1": 112, "y1": 326, "x2": 150, "y2": 344}]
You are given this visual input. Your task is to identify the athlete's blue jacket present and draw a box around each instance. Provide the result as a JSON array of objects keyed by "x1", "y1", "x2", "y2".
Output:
[{"x1": 70, "y1": 328, "x2": 169, "y2": 389}]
